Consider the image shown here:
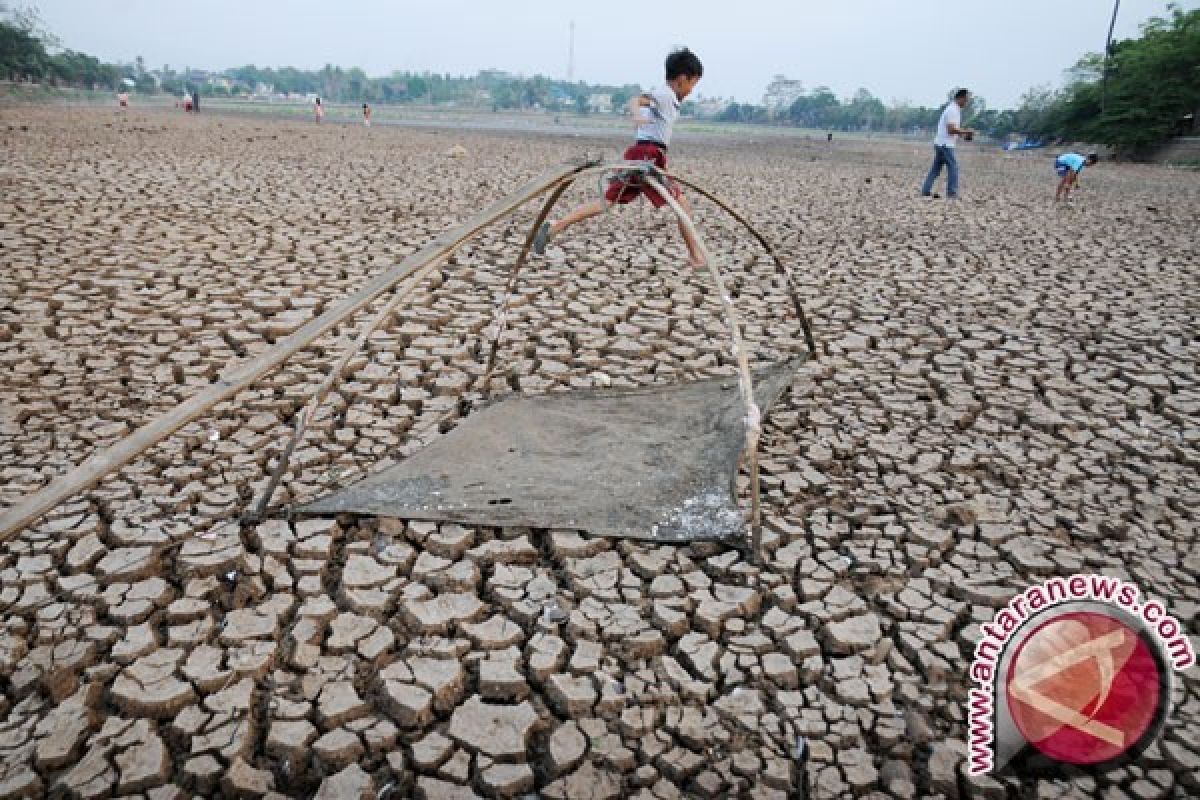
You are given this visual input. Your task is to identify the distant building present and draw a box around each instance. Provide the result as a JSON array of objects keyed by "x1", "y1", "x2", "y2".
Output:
[
  {"x1": 693, "y1": 96, "x2": 732, "y2": 118},
  {"x1": 588, "y1": 93, "x2": 613, "y2": 113},
  {"x1": 763, "y1": 75, "x2": 804, "y2": 114},
  {"x1": 478, "y1": 69, "x2": 517, "y2": 83}
]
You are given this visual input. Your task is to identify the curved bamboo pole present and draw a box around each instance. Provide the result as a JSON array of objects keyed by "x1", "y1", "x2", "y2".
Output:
[
  {"x1": 0, "y1": 160, "x2": 591, "y2": 541},
  {"x1": 472, "y1": 161, "x2": 821, "y2": 397},
  {"x1": 248, "y1": 269, "x2": 428, "y2": 522},
  {"x1": 643, "y1": 174, "x2": 765, "y2": 563},
  {"x1": 248, "y1": 163, "x2": 642, "y2": 518},
  {"x1": 666, "y1": 175, "x2": 818, "y2": 359},
  {"x1": 477, "y1": 176, "x2": 578, "y2": 399},
  {"x1": 251, "y1": 175, "x2": 584, "y2": 519}
]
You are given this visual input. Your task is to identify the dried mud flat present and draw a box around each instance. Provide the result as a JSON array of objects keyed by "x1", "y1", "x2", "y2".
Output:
[{"x1": 0, "y1": 105, "x2": 1198, "y2": 799}]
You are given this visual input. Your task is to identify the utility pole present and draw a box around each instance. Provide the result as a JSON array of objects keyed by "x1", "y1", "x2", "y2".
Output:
[
  {"x1": 568, "y1": 21, "x2": 575, "y2": 82},
  {"x1": 1102, "y1": 0, "x2": 1120, "y2": 113}
]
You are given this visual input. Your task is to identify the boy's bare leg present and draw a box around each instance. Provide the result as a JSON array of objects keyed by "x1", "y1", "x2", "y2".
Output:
[
  {"x1": 1056, "y1": 173, "x2": 1077, "y2": 202},
  {"x1": 549, "y1": 199, "x2": 608, "y2": 237},
  {"x1": 535, "y1": 198, "x2": 607, "y2": 255},
  {"x1": 676, "y1": 194, "x2": 706, "y2": 267}
]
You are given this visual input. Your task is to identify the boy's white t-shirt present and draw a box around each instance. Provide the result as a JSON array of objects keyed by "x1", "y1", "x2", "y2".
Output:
[
  {"x1": 636, "y1": 85, "x2": 681, "y2": 147},
  {"x1": 934, "y1": 102, "x2": 961, "y2": 147}
]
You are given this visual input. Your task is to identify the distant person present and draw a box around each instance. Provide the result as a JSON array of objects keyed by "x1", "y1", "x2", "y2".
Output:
[
  {"x1": 363, "y1": 103, "x2": 371, "y2": 127},
  {"x1": 920, "y1": 88, "x2": 976, "y2": 199},
  {"x1": 827, "y1": 132, "x2": 833, "y2": 144},
  {"x1": 117, "y1": 91, "x2": 129, "y2": 109},
  {"x1": 1055, "y1": 152, "x2": 1098, "y2": 202},
  {"x1": 183, "y1": 91, "x2": 193, "y2": 112},
  {"x1": 192, "y1": 90, "x2": 200, "y2": 113},
  {"x1": 533, "y1": 47, "x2": 706, "y2": 267},
  {"x1": 315, "y1": 97, "x2": 324, "y2": 124}
]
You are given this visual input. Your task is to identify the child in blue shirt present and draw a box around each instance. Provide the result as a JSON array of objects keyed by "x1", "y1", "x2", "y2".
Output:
[{"x1": 1055, "y1": 152, "x2": 1098, "y2": 201}]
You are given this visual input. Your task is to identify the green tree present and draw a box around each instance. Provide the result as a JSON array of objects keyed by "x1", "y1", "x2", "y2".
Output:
[
  {"x1": 0, "y1": 4, "x2": 53, "y2": 80},
  {"x1": 787, "y1": 86, "x2": 840, "y2": 127},
  {"x1": 848, "y1": 87, "x2": 886, "y2": 129},
  {"x1": 1032, "y1": 5, "x2": 1200, "y2": 155},
  {"x1": 610, "y1": 87, "x2": 633, "y2": 112},
  {"x1": 718, "y1": 102, "x2": 768, "y2": 124}
]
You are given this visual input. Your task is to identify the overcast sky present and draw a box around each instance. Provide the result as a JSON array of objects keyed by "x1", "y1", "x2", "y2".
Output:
[{"x1": 29, "y1": 0, "x2": 1198, "y2": 109}]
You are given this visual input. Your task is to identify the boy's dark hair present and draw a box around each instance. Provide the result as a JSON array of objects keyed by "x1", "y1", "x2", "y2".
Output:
[
  {"x1": 954, "y1": 88, "x2": 969, "y2": 100},
  {"x1": 666, "y1": 48, "x2": 703, "y2": 81},
  {"x1": 1086, "y1": 152, "x2": 1099, "y2": 163}
]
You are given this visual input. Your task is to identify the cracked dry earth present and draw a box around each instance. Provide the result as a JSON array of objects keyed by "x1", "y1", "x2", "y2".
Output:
[{"x1": 0, "y1": 105, "x2": 1198, "y2": 799}]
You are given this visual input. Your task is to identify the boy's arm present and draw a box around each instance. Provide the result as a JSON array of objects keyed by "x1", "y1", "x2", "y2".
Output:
[
  {"x1": 628, "y1": 94, "x2": 653, "y2": 126},
  {"x1": 629, "y1": 95, "x2": 653, "y2": 112}
]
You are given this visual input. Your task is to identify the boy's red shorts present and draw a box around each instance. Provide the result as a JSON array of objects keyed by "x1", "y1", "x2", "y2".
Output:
[{"x1": 605, "y1": 142, "x2": 681, "y2": 208}]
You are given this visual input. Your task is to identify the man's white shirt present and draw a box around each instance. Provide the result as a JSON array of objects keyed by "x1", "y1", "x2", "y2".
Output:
[{"x1": 934, "y1": 102, "x2": 961, "y2": 147}]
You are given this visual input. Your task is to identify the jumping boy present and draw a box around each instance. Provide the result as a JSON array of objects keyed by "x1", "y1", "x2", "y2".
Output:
[
  {"x1": 1054, "y1": 152, "x2": 1098, "y2": 201},
  {"x1": 533, "y1": 47, "x2": 705, "y2": 267}
]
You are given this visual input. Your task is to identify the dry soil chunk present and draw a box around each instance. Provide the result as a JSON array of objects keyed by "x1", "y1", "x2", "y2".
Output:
[
  {"x1": 448, "y1": 695, "x2": 540, "y2": 760},
  {"x1": 825, "y1": 613, "x2": 883, "y2": 653},
  {"x1": 111, "y1": 649, "x2": 195, "y2": 718},
  {"x1": 314, "y1": 764, "x2": 374, "y2": 800}
]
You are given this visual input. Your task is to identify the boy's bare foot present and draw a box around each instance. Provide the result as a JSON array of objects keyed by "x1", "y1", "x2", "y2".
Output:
[
  {"x1": 532, "y1": 222, "x2": 552, "y2": 255},
  {"x1": 688, "y1": 256, "x2": 706, "y2": 269}
]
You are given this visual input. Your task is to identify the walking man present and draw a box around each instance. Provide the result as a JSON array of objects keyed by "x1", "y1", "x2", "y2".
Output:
[{"x1": 921, "y1": 88, "x2": 975, "y2": 199}]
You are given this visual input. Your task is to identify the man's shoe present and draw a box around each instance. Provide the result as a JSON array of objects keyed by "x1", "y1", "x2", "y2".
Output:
[{"x1": 532, "y1": 222, "x2": 552, "y2": 255}]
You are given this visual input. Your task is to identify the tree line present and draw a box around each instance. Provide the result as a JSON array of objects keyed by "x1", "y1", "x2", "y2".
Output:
[
  {"x1": 222, "y1": 64, "x2": 642, "y2": 113},
  {"x1": 1, "y1": 5, "x2": 125, "y2": 89},
  {"x1": 734, "y1": 4, "x2": 1198, "y2": 156},
  {"x1": 720, "y1": 87, "x2": 954, "y2": 134},
  {"x1": 3, "y1": 2, "x2": 1196, "y2": 155},
  {"x1": 1009, "y1": 5, "x2": 1198, "y2": 156}
]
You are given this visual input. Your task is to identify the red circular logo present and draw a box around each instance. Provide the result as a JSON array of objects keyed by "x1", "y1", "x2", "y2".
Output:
[{"x1": 1005, "y1": 610, "x2": 1164, "y2": 765}]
